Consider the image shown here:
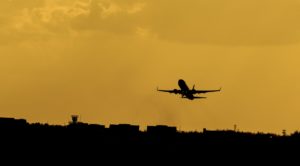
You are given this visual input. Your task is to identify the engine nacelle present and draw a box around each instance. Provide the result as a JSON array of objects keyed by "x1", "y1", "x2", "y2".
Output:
[{"x1": 173, "y1": 89, "x2": 179, "y2": 94}]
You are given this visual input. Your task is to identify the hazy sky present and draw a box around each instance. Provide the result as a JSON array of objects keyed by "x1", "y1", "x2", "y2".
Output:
[{"x1": 1, "y1": 0, "x2": 300, "y2": 134}]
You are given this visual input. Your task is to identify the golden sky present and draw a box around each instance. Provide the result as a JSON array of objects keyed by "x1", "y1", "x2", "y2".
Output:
[{"x1": 1, "y1": 0, "x2": 300, "y2": 134}]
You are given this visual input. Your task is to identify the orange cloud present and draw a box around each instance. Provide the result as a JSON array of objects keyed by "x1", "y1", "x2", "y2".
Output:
[{"x1": 3, "y1": 0, "x2": 300, "y2": 45}]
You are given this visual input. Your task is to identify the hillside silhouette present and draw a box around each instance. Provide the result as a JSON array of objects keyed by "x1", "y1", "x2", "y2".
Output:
[{"x1": 0, "y1": 116, "x2": 299, "y2": 164}]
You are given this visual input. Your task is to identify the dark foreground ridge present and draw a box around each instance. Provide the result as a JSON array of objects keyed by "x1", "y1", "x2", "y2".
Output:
[{"x1": 1, "y1": 117, "x2": 299, "y2": 163}]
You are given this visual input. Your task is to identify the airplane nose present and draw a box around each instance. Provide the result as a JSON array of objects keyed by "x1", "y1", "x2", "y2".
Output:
[{"x1": 178, "y1": 79, "x2": 185, "y2": 86}]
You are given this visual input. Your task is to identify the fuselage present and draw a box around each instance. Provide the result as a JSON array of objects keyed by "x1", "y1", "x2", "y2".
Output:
[{"x1": 178, "y1": 79, "x2": 194, "y2": 100}]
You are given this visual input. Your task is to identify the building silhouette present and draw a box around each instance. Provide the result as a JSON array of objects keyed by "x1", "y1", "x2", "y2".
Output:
[{"x1": 0, "y1": 116, "x2": 298, "y2": 164}]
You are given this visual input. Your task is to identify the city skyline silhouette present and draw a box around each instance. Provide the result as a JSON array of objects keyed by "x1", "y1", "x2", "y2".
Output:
[{"x1": 1, "y1": 116, "x2": 299, "y2": 164}]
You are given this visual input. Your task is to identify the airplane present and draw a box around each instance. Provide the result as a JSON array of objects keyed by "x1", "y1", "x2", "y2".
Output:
[{"x1": 157, "y1": 79, "x2": 221, "y2": 100}]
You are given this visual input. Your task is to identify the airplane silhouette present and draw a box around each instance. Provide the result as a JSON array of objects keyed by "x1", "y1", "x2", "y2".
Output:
[{"x1": 157, "y1": 79, "x2": 221, "y2": 100}]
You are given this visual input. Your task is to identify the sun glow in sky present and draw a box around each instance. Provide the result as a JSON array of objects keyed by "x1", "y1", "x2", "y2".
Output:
[{"x1": 1, "y1": 0, "x2": 300, "y2": 134}]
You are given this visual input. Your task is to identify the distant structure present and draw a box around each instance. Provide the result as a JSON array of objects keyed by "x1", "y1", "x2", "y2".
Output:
[
  {"x1": 282, "y1": 129, "x2": 286, "y2": 136},
  {"x1": 71, "y1": 115, "x2": 78, "y2": 124},
  {"x1": 109, "y1": 124, "x2": 140, "y2": 134},
  {"x1": 0, "y1": 117, "x2": 27, "y2": 129},
  {"x1": 147, "y1": 125, "x2": 177, "y2": 134}
]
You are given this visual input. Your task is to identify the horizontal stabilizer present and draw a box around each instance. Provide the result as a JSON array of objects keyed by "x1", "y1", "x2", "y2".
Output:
[
  {"x1": 183, "y1": 96, "x2": 206, "y2": 99},
  {"x1": 193, "y1": 96, "x2": 207, "y2": 99}
]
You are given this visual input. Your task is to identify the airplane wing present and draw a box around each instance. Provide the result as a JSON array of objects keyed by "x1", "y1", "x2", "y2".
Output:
[
  {"x1": 193, "y1": 88, "x2": 221, "y2": 94},
  {"x1": 157, "y1": 87, "x2": 181, "y2": 94}
]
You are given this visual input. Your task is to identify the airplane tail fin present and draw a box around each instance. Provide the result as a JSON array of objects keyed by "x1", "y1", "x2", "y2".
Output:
[{"x1": 192, "y1": 84, "x2": 195, "y2": 90}]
